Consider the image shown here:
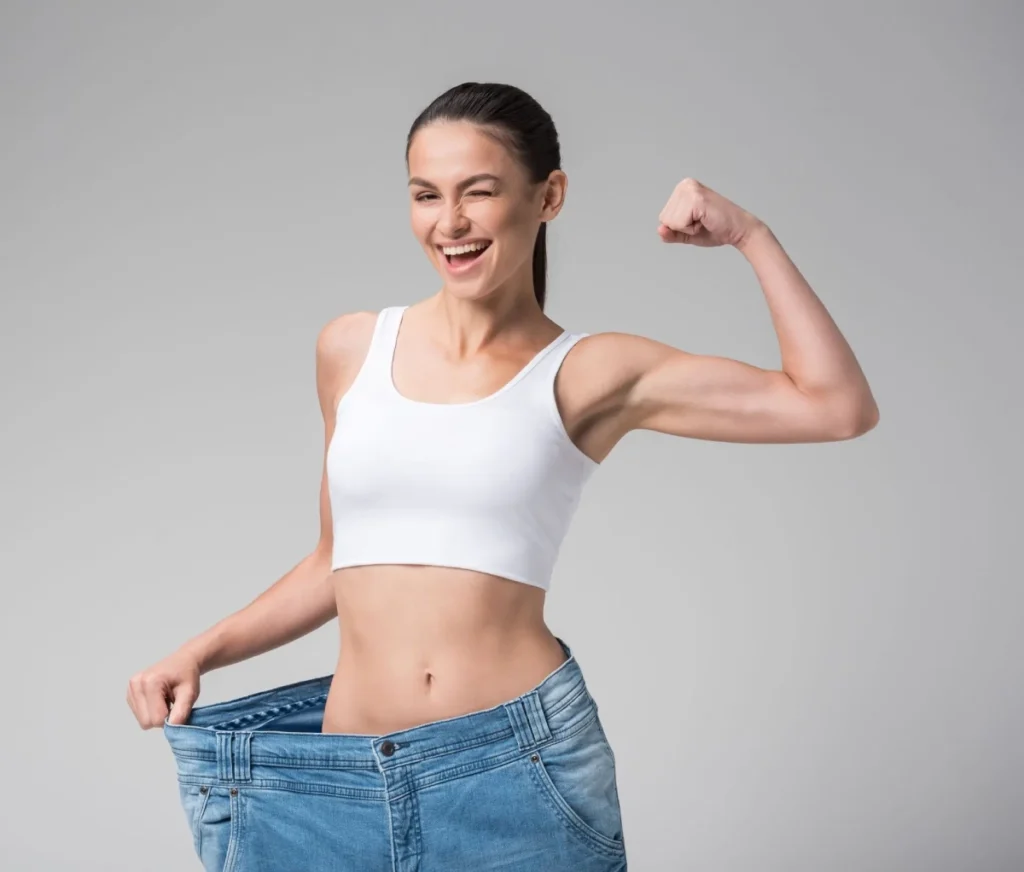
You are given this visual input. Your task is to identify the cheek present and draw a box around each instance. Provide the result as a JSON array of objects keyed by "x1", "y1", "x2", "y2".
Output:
[
  {"x1": 487, "y1": 204, "x2": 537, "y2": 252},
  {"x1": 410, "y1": 211, "x2": 431, "y2": 244}
]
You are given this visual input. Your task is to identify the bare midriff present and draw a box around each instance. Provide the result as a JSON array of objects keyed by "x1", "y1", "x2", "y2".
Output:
[{"x1": 321, "y1": 565, "x2": 569, "y2": 735}]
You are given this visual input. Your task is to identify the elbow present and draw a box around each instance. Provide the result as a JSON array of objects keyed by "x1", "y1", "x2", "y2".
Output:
[{"x1": 830, "y1": 401, "x2": 880, "y2": 440}]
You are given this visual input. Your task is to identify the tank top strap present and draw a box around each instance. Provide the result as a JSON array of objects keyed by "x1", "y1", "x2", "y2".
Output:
[
  {"x1": 527, "y1": 330, "x2": 590, "y2": 384},
  {"x1": 374, "y1": 304, "x2": 405, "y2": 352},
  {"x1": 506, "y1": 329, "x2": 589, "y2": 408},
  {"x1": 344, "y1": 305, "x2": 406, "y2": 400},
  {"x1": 373, "y1": 305, "x2": 406, "y2": 365}
]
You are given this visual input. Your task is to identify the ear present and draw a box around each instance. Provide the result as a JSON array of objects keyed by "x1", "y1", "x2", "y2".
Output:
[{"x1": 539, "y1": 169, "x2": 567, "y2": 221}]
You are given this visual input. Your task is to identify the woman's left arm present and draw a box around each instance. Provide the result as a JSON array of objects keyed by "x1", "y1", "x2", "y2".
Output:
[{"x1": 602, "y1": 178, "x2": 880, "y2": 445}]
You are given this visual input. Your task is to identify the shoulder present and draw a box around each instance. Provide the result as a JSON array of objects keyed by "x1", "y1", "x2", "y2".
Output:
[
  {"x1": 314, "y1": 309, "x2": 380, "y2": 416},
  {"x1": 554, "y1": 330, "x2": 685, "y2": 444},
  {"x1": 315, "y1": 310, "x2": 379, "y2": 366},
  {"x1": 559, "y1": 331, "x2": 673, "y2": 396}
]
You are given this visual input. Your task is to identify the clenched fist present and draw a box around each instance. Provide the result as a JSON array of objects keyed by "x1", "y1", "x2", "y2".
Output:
[
  {"x1": 126, "y1": 649, "x2": 201, "y2": 729},
  {"x1": 657, "y1": 178, "x2": 763, "y2": 248}
]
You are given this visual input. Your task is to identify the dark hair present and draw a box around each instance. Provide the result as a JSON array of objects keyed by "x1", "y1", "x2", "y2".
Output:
[{"x1": 406, "y1": 82, "x2": 561, "y2": 311}]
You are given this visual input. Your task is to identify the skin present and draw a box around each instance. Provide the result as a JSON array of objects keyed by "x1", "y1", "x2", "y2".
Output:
[{"x1": 127, "y1": 120, "x2": 879, "y2": 734}]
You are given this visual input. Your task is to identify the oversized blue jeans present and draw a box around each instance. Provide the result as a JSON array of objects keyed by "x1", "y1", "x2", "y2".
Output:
[{"x1": 164, "y1": 639, "x2": 628, "y2": 870}]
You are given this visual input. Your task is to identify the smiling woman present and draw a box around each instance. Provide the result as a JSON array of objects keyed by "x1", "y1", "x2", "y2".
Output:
[
  {"x1": 404, "y1": 94, "x2": 565, "y2": 310},
  {"x1": 132, "y1": 80, "x2": 878, "y2": 872}
]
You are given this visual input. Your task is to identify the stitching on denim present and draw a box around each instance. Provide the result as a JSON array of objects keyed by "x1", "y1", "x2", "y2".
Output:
[
  {"x1": 223, "y1": 786, "x2": 242, "y2": 872},
  {"x1": 191, "y1": 784, "x2": 211, "y2": 856},
  {"x1": 395, "y1": 709, "x2": 598, "y2": 797},
  {"x1": 380, "y1": 725, "x2": 515, "y2": 769},
  {"x1": 543, "y1": 678, "x2": 589, "y2": 721},
  {"x1": 177, "y1": 774, "x2": 386, "y2": 801},
  {"x1": 526, "y1": 756, "x2": 626, "y2": 859},
  {"x1": 250, "y1": 754, "x2": 380, "y2": 770},
  {"x1": 207, "y1": 692, "x2": 329, "y2": 731},
  {"x1": 397, "y1": 744, "x2": 525, "y2": 797}
]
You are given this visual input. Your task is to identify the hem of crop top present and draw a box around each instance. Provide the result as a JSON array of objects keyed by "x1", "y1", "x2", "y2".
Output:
[{"x1": 329, "y1": 558, "x2": 551, "y2": 591}]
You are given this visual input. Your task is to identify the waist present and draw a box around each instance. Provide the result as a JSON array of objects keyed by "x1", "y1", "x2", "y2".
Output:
[
  {"x1": 325, "y1": 565, "x2": 562, "y2": 732},
  {"x1": 163, "y1": 638, "x2": 593, "y2": 793}
]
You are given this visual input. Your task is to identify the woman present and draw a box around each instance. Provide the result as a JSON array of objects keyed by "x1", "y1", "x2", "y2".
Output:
[{"x1": 127, "y1": 82, "x2": 879, "y2": 871}]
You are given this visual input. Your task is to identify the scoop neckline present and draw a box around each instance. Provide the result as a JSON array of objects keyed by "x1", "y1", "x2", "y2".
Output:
[{"x1": 387, "y1": 305, "x2": 569, "y2": 408}]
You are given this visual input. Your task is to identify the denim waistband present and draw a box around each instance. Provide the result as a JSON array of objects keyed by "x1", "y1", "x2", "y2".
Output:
[{"x1": 163, "y1": 638, "x2": 598, "y2": 797}]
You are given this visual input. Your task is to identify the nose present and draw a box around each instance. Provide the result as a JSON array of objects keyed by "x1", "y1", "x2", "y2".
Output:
[{"x1": 437, "y1": 201, "x2": 470, "y2": 238}]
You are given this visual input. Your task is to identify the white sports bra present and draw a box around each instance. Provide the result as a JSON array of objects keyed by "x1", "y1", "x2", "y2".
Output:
[{"x1": 326, "y1": 305, "x2": 599, "y2": 590}]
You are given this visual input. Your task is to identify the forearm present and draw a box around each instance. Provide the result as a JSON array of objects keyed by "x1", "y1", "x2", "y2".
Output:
[
  {"x1": 738, "y1": 223, "x2": 879, "y2": 422},
  {"x1": 178, "y1": 547, "x2": 337, "y2": 674}
]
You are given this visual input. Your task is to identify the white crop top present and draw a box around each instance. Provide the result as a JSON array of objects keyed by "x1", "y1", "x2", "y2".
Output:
[{"x1": 326, "y1": 305, "x2": 598, "y2": 590}]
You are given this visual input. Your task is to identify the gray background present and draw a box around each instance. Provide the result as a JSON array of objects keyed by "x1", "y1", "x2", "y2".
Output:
[{"x1": 2, "y1": 2, "x2": 1021, "y2": 870}]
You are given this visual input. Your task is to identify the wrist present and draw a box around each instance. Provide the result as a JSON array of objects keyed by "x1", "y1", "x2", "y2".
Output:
[
  {"x1": 179, "y1": 626, "x2": 226, "y2": 674},
  {"x1": 735, "y1": 218, "x2": 772, "y2": 256}
]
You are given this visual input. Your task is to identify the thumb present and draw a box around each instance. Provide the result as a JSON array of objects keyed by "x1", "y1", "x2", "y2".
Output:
[
  {"x1": 658, "y1": 223, "x2": 693, "y2": 243},
  {"x1": 167, "y1": 682, "x2": 198, "y2": 725}
]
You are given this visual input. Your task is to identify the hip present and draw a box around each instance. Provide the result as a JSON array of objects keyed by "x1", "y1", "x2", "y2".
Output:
[{"x1": 163, "y1": 638, "x2": 627, "y2": 871}]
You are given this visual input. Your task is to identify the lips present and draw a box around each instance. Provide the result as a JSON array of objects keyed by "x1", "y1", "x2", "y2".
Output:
[
  {"x1": 440, "y1": 241, "x2": 492, "y2": 274},
  {"x1": 437, "y1": 240, "x2": 492, "y2": 260},
  {"x1": 436, "y1": 238, "x2": 491, "y2": 251}
]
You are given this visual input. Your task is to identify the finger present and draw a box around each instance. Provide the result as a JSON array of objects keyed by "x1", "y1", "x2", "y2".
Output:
[
  {"x1": 144, "y1": 683, "x2": 170, "y2": 729},
  {"x1": 167, "y1": 683, "x2": 198, "y2": 726},
  {"x1": 127, "y1": 678, "x2": 151, "y2": 727},
  {"x1": 658, "y1": 224, "x2": 694, "y2": 243}
]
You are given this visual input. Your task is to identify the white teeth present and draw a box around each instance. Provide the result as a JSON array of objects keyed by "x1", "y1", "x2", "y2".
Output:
[{"x1": 441, "y1": 241, "x2": 490, "y2": 256}]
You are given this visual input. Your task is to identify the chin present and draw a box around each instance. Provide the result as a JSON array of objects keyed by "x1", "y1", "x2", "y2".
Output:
[{"x1": 441, "y1": 283, "x2": 500, "y2": 302}]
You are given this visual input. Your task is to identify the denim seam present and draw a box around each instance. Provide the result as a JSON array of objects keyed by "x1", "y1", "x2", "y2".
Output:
[
  {"x1": 379, "y1": 726, "x2": 515, "y2": 769},
  {"x1": 398, "y1": 708, "x2": 600, "y2": 796},
  {"x1": 191, "y1": 676, "x2": 333, "y2": 714},
  {"x1": 191, "y1": 784, "x2": 211, "y2": 856},
  {"x1": 249, "y1": 755, "x2": 380, "y2": 770},
  {"x1": 173, "y1": 749, "x2": 217, "y2": 761},
  {"x1": 206, "y1": 692, "x2": 329, "y2": 731},
  {"x1": 224, "y1": 786, "x2": 243, "y2": 872},
  {"x1": 543, "y1": 678, "x2": 589, "y2": 720},
  {"x1": 379, "y1": 680, "x2": 590, "y2": 770},
  {"x1": 526, "y1": 757, "x2": 626, "y2": 859},
  {"x1": 392, "y1": 745, "x2": 524, "y2": 799},
  {"x1": 175, "y1": 715, "x2": 597, "y2": 798},
  {"x1": 177, "y1": 774, "x2": 387, "y2": 801}
]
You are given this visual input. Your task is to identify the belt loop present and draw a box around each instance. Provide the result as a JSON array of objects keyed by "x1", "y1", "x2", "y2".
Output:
[
  {"x1": 216, "y1": 731, "x2": 232, "y2": 781},
  {"x1": 215, "y1": 731, "x2": 252, "y2": 782},
  {"x1": 505, "y1": 689, "x2": 552, "y2": 752},
  {"x1": 235, "y1": 731, "x2": 252, "y2": 782}
]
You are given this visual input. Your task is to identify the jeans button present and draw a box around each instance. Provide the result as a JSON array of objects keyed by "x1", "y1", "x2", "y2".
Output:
[{"x1": 380, "y1": 740, "x2": 396, "y2": 757}]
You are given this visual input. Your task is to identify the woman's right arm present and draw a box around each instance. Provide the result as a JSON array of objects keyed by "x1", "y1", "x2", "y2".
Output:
[{"x1": 126, "y1": 312, "x2": 375, "y2": 729}]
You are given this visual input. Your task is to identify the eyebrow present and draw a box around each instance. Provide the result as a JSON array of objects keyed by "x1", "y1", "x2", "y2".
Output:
[{"x1": 407, "y1": 173, "x2": 501, "y2": 190}]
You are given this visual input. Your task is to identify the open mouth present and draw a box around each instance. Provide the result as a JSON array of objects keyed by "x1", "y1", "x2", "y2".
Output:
[{"x1": 439, "y1": 241, "x2": 492, "y2": 270}]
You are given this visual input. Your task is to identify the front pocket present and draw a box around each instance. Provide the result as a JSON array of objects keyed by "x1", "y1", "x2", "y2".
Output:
[
  {"x1": 525, "y1": 715, "x2": 626, "y2": 857},
  {"x1": 178, "y1": 783, "x2": 211, "y2": 856},
  {"x1": 178, "y1": 783, "x2": 243, "y2": 872}
]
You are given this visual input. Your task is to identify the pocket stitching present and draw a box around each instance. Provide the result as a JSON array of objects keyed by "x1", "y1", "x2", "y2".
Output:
[
  {"x1": 222, "y1": 788, "x2": 243, "y2": 872},
  {"x1": 194, "y1": 786, "x2": 243, "y2": 871},
  {"x1": 526, "y1": 752, "x2": 626, "y2": 857},
  {"x1": 191, "y1": 786, "x2": 212, "y2": 857}
]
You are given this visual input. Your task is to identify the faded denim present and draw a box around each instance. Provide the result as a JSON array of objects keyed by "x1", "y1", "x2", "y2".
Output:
[{"x1": 164, "y1": 639, "x2": 627, "y2": 871}]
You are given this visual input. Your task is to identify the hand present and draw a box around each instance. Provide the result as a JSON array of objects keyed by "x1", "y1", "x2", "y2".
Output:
[
  {"x1": 657, "y1": 178, "x2": 763, "y2": 248},
  {"x1": 127, "y1": 648, "x2": 202, "y2": 729}
]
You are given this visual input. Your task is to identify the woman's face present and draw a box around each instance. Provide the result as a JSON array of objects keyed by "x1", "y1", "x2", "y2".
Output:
[{"x1": 407, "y1": 120, "x2": 565, "y2": 301}]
